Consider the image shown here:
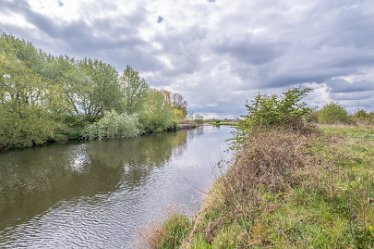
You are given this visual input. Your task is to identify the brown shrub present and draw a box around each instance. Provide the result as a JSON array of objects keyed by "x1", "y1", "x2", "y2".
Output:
[{"x1": 220, "y1": 130, "x2": 319, "y2": 220}]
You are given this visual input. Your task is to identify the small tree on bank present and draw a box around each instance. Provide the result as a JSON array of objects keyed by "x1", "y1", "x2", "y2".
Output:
[{"x1": 234, "y1": 87, "x2": 312, "y2": 145}]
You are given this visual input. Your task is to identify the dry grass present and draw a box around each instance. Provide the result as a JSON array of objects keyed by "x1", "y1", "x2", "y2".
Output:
[
  {"x1": 221, "y1": 130, "x2": 319, "y2": 216},
  {"x1": 139, "y1": 211, "x2": 191, "y2": 249}
]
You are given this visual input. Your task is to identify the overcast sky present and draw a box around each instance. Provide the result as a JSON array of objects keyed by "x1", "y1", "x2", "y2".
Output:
[{"x1": 1, "y1": 0, "x2": 374, "y2": 118}]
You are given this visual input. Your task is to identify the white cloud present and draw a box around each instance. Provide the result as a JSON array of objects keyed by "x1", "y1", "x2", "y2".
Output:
[{"x1": 1, "y1": 0, "x2": 374, "y2": 115}]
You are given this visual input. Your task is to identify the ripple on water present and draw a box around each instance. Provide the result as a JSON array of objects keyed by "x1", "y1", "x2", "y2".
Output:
[{"x1": 0, "y1": 126, "x2": 233, "y2": 248}]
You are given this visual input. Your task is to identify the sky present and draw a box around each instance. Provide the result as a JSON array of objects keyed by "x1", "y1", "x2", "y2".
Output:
[{"x1": 1, "y1": 0, "x2": 374, "y2": 118}]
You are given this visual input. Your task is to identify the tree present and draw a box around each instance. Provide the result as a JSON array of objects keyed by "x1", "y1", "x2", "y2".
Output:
[
  {"x1": 0, "y1": 34, "x2": 62, "y2": 148},
  {"x1": 119, "y1": 66, "x2": 149, "y2": 114},
  {"x1": 140, "y1": 89, "x2": 176, "y2": 132},
  {"x1": 171, "y1": 92, "x2": 188, "y2": 118},
  {"x1": 353, "y1": 109, "x2": 369, "y2": 124},
  {"x1": 317, "y1": 103, "x2": 349, "y2": 124},
  {"x1": 78, "y1": 58, "x2": 122, "y2": 120}
]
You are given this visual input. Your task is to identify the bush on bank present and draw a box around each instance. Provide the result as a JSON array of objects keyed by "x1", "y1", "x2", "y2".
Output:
[
  {"x1": 82, "y1": 110, "x2": 141, "y2": 140},
  {"x1": 317, "y1": 103, "x2": 351, "y2": 124}
]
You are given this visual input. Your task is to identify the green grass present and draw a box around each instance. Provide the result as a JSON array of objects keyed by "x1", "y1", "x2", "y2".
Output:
[
  {"x1": 151, "y1": 125, "x2": 374, "y2": 248},
  {"x1": 144, "y1": 213, "x2": 191, "y2": 249},
  {"x1": 206, "y1": 121, "x2": 239, "y2": 126}
]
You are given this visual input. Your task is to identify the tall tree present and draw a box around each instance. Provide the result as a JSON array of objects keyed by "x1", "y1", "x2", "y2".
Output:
[
  {"x1": 78, "y1": 58, "x2": 121, "y2": 120},
  {"x1": 0, "y1": 34, "x2": 61, "y2": 148},
  {"x1": 140, "y1": 89, "x2": 175, "y2": 132},
  {"x1": 119, "y1": 66, "x2": 149, "y2": 114},
  {"x1": 171, "y1": 92, "x2": 187, "y2": 117}
]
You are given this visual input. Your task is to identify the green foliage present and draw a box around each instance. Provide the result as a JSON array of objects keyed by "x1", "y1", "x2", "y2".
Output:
[
  {"x1": 119, "y1": 65, "x2": 149, "y2": 114},
  {"x1": 82, "y1": 110, "x2": 141, "y2": 140},
  {"x1": 0, "y1": 33, "x2": 189, "y2": 149},
  {"x1": 353, "y1": 109, "x2": 374, "y2": 124},
  {"x1": 354, "y1": 109, "x2": 368, "y2": 120},
  {"x1": 0, "y1": 106, "x2": 62, "y2": 149},
  {"x1": 140, "y1": 89, "x2": 177, "y2": 133},
  {"x1": 78, "y1": 58, "x2": 122, "y2": 120},
  {"x1": 317, "y1": 103, "x2": 350, "y2": 124},
  {"x1": 306, "y1": 110, "x2": 319, "y2": 123},
  {"x1": 156, "y1": 214, "x2": 191, "y2": 249},
  {"x1": 0, "y1": 34, "x2": 63, "y2": 148},
  {"x1": 235, "y1": 87, "x2": 312, "y2": 144}
]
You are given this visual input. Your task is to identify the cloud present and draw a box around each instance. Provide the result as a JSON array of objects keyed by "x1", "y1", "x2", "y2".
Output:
[
  {"x1": 1, "y1": 0, "x2": 374, "y2": 116},
  {"x1": 57, "y1": 0, "x2": 63, "y2": 7},
  {"x1": 327, "y1": 78, "x2": 374, "y2": 93}
]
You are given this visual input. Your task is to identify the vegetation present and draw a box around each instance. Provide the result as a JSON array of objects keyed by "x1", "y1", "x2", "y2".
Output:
[
  {"x1": 318, "y1": 103, "x2": 350, "y2": 124},
  {"x1": 232, "y1": 87, "x2": 313, "y2": 146},
  {"x1": 140, "y1": 89, "x2": 178, "y2": 133},
  {"x1": 239, "y1": 87, "x2": 311, "y2": 130},
  {"x1": 149, "y1": 88, "x2": 373, "y2": 249},
  {"x1": 353, "y1": 109, "x2": 374, "y2": 125},
  {"x1": 82, "y1": 110, "x2": 141, "y2": 140},
  {"x1": 0, "y1": 33, "x2": 188, "y2": 150},
  {"x1": 150, "y1": 127, "x2": 373, "y2": 249},
  {"x1": 308, "y1": 105, "x2": 374, "y2": 126},
  {"x1": 206, "y1": 120, "x2": 239, "y2": 126},
  {"x1": 142, "y1": 214, "x2": 191, "y2": 249}
]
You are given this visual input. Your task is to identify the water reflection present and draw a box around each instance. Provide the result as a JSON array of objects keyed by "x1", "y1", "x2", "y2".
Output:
[
  {"x1": 0, "y1": 130, "x2": 188, "y2": 229},
  {"x1": 0, "y1": 126, "x2": 232, "y2": 248}
]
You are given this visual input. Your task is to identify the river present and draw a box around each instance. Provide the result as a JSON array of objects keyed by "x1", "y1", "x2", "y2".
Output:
[{"x1": 0, "y1": 125, "x2": 233, "y2": 248}]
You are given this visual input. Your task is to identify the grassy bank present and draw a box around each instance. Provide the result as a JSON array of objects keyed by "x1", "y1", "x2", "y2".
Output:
[
  {"x1": 206, "y1": 121, "x2": 239, "y2": 126},
  {"x1": 147, "y1": 125, "x2": 374, "y2": 248}
]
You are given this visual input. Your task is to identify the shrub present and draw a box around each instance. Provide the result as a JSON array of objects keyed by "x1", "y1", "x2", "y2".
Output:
[
  {"x1": 317, "y1": 103, "x2": 350, "y2": 124},
  {"x1": 234, "y1": 87, "x2": 312, "y2": 145},
  {"x1": 0, "y1": 106, "x2": 62, "y2": 149},
  {"x1": 82, "y1": 110, "x2": 141, "y2": 140},
  {"x1": 353, "y1": 109, "x2": 374, "y2": 124}
]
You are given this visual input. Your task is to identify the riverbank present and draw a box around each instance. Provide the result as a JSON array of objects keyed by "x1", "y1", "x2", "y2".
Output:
[
  {"x1": 147, "y1": 125, "x2": 374, "y2": 248},
  {"x1": 0, "y1": 121, "x2": 201, "y2": 153},
  {"x1": 206, "y1": 121, "x2": 239, "y2": 126}
]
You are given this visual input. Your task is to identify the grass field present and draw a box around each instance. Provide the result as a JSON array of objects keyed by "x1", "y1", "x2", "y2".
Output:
[{"x1": 144, "y1": 125, "x2": 374, "y2": 249}]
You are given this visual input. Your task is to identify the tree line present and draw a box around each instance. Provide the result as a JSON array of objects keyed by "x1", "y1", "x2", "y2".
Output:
[{"x1": 0, "y1": 34, "x2": 188, "y2": 150}]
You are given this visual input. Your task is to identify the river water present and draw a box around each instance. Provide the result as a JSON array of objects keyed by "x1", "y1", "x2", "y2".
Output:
[{"x1": 0, "y1": 125, "x2": 233, "y2": 248}]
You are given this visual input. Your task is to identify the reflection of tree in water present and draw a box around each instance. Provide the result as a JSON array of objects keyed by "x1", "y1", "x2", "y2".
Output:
[
  {"x1": 87, "y1": 129, "x2": 189, "y2": 188},
  {"x1": 0, "y1": 130, "x2": 188, "y2": 230}
]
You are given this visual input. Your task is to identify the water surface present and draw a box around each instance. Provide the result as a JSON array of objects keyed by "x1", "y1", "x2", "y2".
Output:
[{"x1": 0, "y1": 126, "x2": 232, "y2": 248}]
